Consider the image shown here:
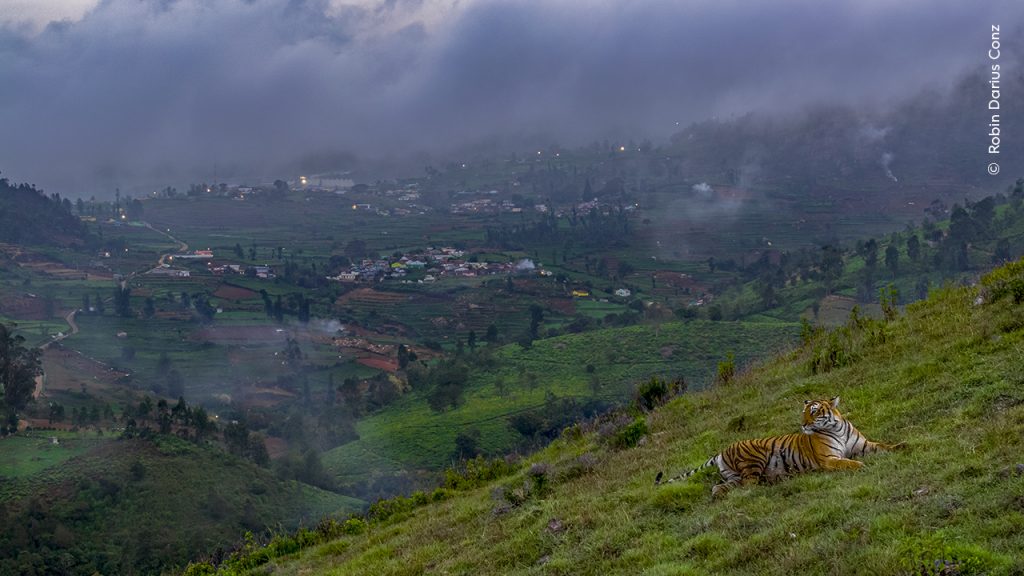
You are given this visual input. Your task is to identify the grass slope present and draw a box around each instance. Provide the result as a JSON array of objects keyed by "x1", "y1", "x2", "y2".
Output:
[
  {"x1": 0, "y1": 435, "x2": 363, "y2": 576},
  {"x1": 324, "y1": 320, "x2": 800, "y2": 481},
  {"x1": 219, "y1": 266, "x2": 1024, "y2": 575}
]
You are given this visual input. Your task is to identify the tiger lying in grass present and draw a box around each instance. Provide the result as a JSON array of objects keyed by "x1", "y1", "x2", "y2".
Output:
[{"x1": 655, "y1": 397, "x2": 903, "y2": 497}]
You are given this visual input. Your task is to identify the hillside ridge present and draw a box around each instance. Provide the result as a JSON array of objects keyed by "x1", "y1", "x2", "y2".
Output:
[{"x1": 182, "y1": 259, "x2": 1024, "y2": 575}]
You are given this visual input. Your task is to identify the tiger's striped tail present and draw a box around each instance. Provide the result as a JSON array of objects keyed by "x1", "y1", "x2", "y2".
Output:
[{"x1": 654, "y1": 455, "x2": 718, "y2": 485}]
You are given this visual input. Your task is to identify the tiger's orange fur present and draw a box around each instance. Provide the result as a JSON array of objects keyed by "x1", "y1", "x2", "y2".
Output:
[{"x1": 654, "y1": 397, "x2": 902, "y2": 497}]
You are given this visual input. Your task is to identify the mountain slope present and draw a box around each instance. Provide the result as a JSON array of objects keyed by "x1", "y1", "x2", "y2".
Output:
[
  {"x1": 193, "y1": 259, "x2": 1024, "y2": 575},
  {"x1": 0, "y1": 177, "x2": 90, "y2": 246},
  {"x1": 0, "y1": 435, "x2": 363, "y2": 576}
]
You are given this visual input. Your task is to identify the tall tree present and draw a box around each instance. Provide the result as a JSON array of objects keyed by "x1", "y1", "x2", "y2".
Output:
[
  {"x1": 0, "y1": 324, "x2": 43, "y2": 427},
  {"x1": 885, "y1": 244, "x2": 900, "y2": 276},
  {"x1": 906, "y1": 234, "x2": 921, "y2": 262}
]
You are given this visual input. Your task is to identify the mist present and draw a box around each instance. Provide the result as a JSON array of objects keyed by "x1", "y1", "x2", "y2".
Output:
[{"x1": 0, "y1": 0, "x2": 1021, "y2": 196}]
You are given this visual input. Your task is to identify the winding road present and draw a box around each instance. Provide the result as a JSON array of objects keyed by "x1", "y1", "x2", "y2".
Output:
[
  {"x1": 32, "y1": 309, "x2": 80, "y2": 400},
  {"x1": 32, "y1": 222, "x2": 184, "y2": 400}
]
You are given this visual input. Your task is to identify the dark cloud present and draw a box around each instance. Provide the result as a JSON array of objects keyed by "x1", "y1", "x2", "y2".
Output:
[{"x1": 0, "y1": 0, "x2": 1021, "y2": 195}]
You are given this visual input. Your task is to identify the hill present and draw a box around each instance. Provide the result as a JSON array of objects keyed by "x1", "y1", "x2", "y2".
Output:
[
  {"x1": 0, "y1": 177, "x2": 91, "y2": 247},
  {"x1": 186, "y1": 258, "x2": 1024, "y2": 575},
  {"x1": 322, "y1": 319, "x2": 801, "y2": 499},
  {"x1": 0, "y1": 433, "x2": 363, "y2": 575}
]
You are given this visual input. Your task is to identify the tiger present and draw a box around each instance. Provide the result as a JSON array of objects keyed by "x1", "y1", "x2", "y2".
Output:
[{"x1": 654, "y1": 396, "x2": 903, "y2": 497}]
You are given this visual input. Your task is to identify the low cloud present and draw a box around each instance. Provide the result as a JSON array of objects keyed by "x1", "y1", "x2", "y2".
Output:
[{"x1": 0, "y1": 0, "x2": 1020, "y2": 195}]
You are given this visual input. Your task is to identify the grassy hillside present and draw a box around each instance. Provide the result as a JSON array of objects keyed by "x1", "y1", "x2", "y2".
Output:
[
  {"x1": 323, "y1": 319, "x2": 800, "y2": 491},
  {"x1": 0, "y1": 434, "x2": 363, "y2": 576},
  {"x1": 190, "y1": 258, "x2": 1024, "y2": 575}
]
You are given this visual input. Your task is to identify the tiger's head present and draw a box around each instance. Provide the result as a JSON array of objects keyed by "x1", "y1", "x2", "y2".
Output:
[{"x1": 801, "y1": 396, "x2": 843, "y2": 434}]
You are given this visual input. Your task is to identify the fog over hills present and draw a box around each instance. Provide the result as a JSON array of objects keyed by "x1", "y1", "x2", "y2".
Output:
[{"x1": 1, "y1": 0, "x2": 1021, "y2": 195}]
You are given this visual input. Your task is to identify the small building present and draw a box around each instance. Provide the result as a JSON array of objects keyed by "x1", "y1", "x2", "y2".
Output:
[
  {"x1": 615, "y1": 288, "x2": 632, "y2": 298},
  {"x1": 571, "y1": 290, "x2": 590, "y2": 298}
]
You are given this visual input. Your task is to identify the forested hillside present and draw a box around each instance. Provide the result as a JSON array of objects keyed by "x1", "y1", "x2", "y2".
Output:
[{"x1": 0, "y1": 177, "x2": 91, "y2": 246}]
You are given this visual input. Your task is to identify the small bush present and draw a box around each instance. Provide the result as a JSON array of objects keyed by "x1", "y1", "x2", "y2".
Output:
[
  {"x1": 342, "y1": 517, "x2": 367, "y2": 535},
  {"x1": 609, "y1": 418, "x2": 648, "y2": 449},
  {"x1": 528, "y1": 462, "x2": 552, "y2": 495},
  {"x1": 182, "y1": 562, "x2": 216, "y2": 576},
  {"x1": 982, "y1": 257, "x2": 1024, "y2": 304},
  {"x1": 716, "y1": 352, "x2": 735, "y2": 385},
  {"x1": 368, "y1": 495, "x2": 415, "y2": 522},
  {"x1": 558, "y1": 452, "x2": 598, "y2": 482},
  {"x1": 633, "y1": 376, "x2": 686, "y2": 411},
  {"x1": 443, "y1": 455, "x2": 518, "y2": 491}
]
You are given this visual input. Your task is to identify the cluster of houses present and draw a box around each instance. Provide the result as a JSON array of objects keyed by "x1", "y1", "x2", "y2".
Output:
[
  {"x1": 449, "y1": 197, "x2": 524, "y2": 214},
  {"x1": 149, "y1": 247, "x2": 278, "y2": 280},
  {"x1": 326, "y1": 247, "x2": 544, "y2": 284}
]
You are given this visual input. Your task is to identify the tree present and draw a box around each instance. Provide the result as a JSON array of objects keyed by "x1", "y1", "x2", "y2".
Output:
[
  {"x1": 427, "y1": 361, "x2": 469, "y2": 412},
  {"x1": 249, "y1": 434, "x2": 270, "y2": 467},
  {"x1": 397, "y1": 344, "x2": 415, "y2": 370},
  {"x1": 529, "y1": 304, "x2": 544, "y2": 340},
  {"x1": 862, "y1": 239, "x2": 879, "y2": 270},
  {"x1": 192, "y1": 407, "x2": 213, "y2": 442},
  {"x1": 948, "y1": 204, "x2": 977, "y2": 244},
  {"x1": 885, "y1": 244, "x2": 899, "y2": 276},
  {"x1": 453, "y1": 428, "x2": 481, "y2": 459},
  {"x1": 114, "y1": 286, "x2": 133, "y2": 317},
  {"x1": 143, "y1": 297, "x2": 156, "y2": 319},
  {"x1": 273, "y1": 295, "x2": 284, "y2": 323},
  {"x1": 617, "y1": 261, "x2": 635, "y2": 279},
  {"x1": 282, "y1": 338, "x2": 303, "y2": 370},
  {"x1": 234, "y1": 243, "x2": 244, "y2": 259},
  {"x1": 1, "y1": 324, "x2": 42, "y2": 424},
  {"x1": 485, "y1": 323, "x2": 498, "y2": 344},
  {"x1": 126, "y1": 198, "x2": 144, "y2": 220},
  {"x1": 340, "y1": 377, "x2": 362, "y2": 413},
  {"x1": 820, "y1": 245, "x2": 844, "y2": 293},
  {"x1": 157, "y1": 399, "x2": 172, "y2": 434},
  {"x1": 906, "y1": 234, "x2": 921, "y2": 262},
  {"x1": 273, "y1": 179, "x2": 289, "y2": 197},
  {"x1": 994, "y1": 238, "x2": 1012, "y2": 263}
]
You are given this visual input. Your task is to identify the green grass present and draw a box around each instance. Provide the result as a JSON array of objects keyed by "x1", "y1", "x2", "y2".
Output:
[
  {"x1": 0, "y1": 430, "x2": 108, "y2": 480},
  {"x1": 0, "y1": 435, "x2": 364, "y2": 575},
  {"x1": 210, "y1": 260, "x2": 1024, "y2": 576},
  {"x1": 324, "y1": 319, "x2": 800, "y2": 483}
]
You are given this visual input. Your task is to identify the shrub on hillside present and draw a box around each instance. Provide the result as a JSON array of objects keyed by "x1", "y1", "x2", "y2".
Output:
[
  {"x1": 982, "y1": 257, "x2": 1024, "y2": 304},
  {"x1": 633, "y1": 376, "x2": 686, "y2": 412},
  {"x1": 716, "y1": 352, "x2": 735, "y2": 385},
  {"x1": 609, "y1": 417, "x2": 648, "y2": 449}
]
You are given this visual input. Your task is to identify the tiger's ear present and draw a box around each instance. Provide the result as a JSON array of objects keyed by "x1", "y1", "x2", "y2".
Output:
[
  {"x1": 830, "y1": 396, "x2": 840, "y2": 408},
  {"x1": 804, "y1": 399, "x2": 811, "y2": 405}
]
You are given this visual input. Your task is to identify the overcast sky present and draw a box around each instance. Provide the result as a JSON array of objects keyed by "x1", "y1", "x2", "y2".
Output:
[{"x1": 0, "y1": 0, "x2": 1021, "y2": 195}]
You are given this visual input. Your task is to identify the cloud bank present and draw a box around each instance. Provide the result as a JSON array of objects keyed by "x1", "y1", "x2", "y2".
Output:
[{"x1": 0, "y1": 0, "x2": 1021, "y2": 194}]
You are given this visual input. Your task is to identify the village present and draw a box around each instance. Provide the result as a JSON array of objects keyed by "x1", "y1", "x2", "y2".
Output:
[{"x1": 325, "y1": 246, "x2": 535, "y2": 284}]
